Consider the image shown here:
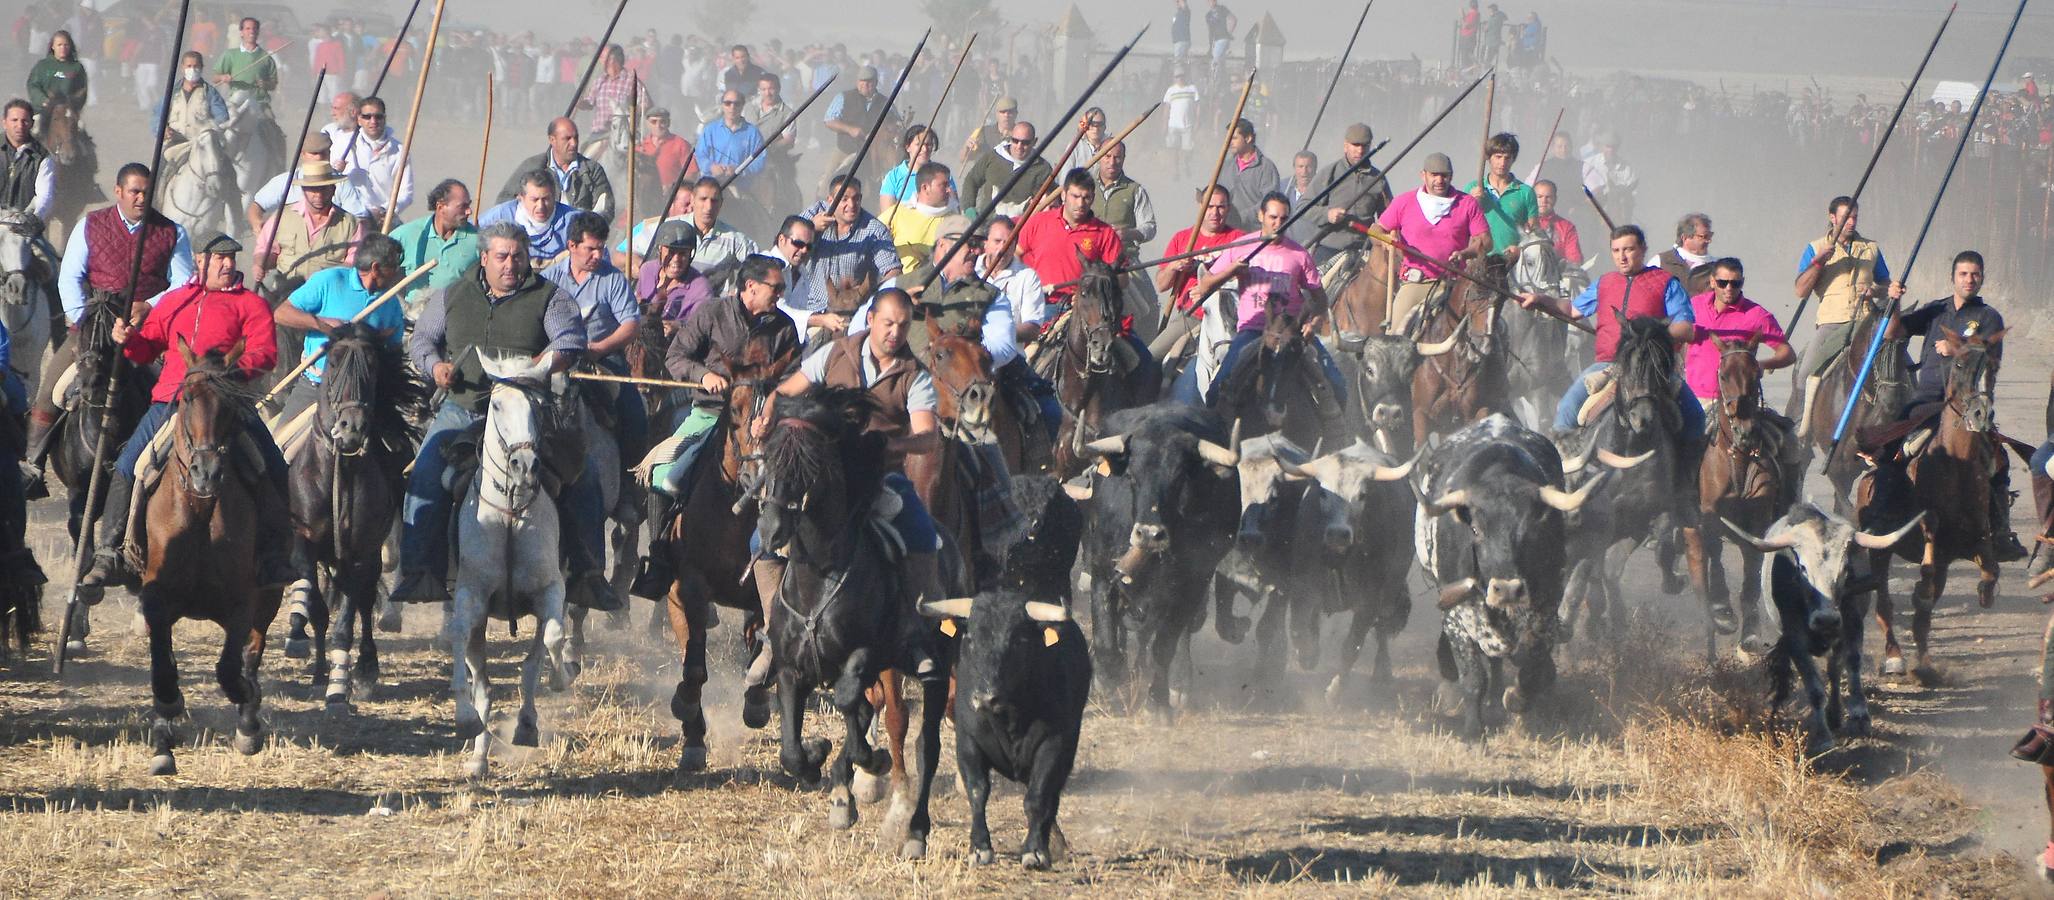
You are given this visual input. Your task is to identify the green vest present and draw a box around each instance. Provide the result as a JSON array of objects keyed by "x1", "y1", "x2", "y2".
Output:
[
  {"x1": 444, "y1": 271, "x2": 557, "y2": 411},
  {"x1": 1093, "y1": 178, "x2": 1143, "y2": 235},
  {"x1": 904, "y1": 262, "x2": 999, "y2": 357}
]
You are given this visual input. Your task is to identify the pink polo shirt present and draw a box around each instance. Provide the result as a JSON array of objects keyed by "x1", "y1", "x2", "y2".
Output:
[
  {"x1": 1208, "y1": 235, "x2": 1321, "y2": 331},
  {"x1": 1685, "y1": 291, "x2": 1787, "y2": 400},
  {"x1": 1375, "y1": 188, "x2": 1488, "y2": 280}
]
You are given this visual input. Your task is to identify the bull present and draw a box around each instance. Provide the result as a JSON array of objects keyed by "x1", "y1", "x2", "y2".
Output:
[
  {"x1": 1413, "y1": 414, "x2": 1605, "y2": 739},
  {"x1": 1071, "y1": 403, "x2": 1240, "y2": 723},
  {"x1": 1723, "y1": 504, "x2": 1923, "y2": 754},
  {"x1": 1279, "y1": 439, "x2": 1419, "y2": 701},
  {"x1": 918, "y1": 474, "x2": 1088, "y2": 869},
  {"x1": 1211, "y1": 432, "x2": 1323, "y2": 691}
]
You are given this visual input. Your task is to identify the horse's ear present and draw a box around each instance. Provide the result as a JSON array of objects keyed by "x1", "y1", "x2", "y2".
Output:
[
  {"x1": 1710, "y1": 334, "x2": 1732, "y2": 352},
  {"x1": 1981, "y1": 328, "x2": 2008, "y2": 345},
  {"x1": 1937, "y1": 325, "x2": 1963, "y2": 345},
  {"x1": 1746, "y1": 328, "x2": 1763, "y2": 351},
  {"x1": 176, "y1": 335, "x2": 197, "y2": 366},
  {"x1": 223, "y1": 338, "x2": 245, "y2": 368}
]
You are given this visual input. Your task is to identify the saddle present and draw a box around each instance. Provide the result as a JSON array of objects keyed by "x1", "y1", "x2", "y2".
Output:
[
  {"x1": 1855, "y1": 404, "x2": 1943, "y2": 463},
  {"x1": 1576, "y1": 367, "x2": 1618, "y2": 427},
  {"x1": 1318, "y1": 248, "x2": 1365, "y2": 298}
]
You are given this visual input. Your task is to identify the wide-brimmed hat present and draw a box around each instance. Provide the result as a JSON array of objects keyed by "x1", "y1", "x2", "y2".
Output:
[{"x1": 297, "y1": 158, "x2": 346, "y2": 187}]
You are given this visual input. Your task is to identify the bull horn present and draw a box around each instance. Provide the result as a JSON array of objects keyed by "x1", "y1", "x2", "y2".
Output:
[
  {"x1": 1063, "y1": 482, "x2": 1094, "y2": 501},
  {"x1": 1023, "y1": 601, "x2": 1071, "y2": 623},
  {"x1": 1414, "y1": 330, "x2": 1460, "y2": 357},
  {"x1": 1853, "y1": 513, "x2": 1926, "y2": 550},
  {"x1": 1278, "y1": 458, "x2": 1316, "y2": 480},
  {"x1": 1560, "y1": 440, "x2": 1597, "y2": 475},
  {"x1": 920, "y1": 598, "x2": 976, "y2": 618},
  {"x1": 1198, "y1": 417, "x2": 1241, "y2": 468},
  {"x1": 1083, "y1": 434, "x2": 1129, "y2": 456},
  {"x1": 1436, "y1": 577, "x2": 1478, "y2": 610},
  {"x1": 1368, "y1": 455, "x2": 1417, "y2": 482},
  {"x1": 1716, "y1": 516, "x2": 1798, "y2": 552},
  {"x1": 1596, "y1": 448, "x2": 1655, "y2": 469},
  {"x1": 1537, "y1": 471, "x2": 1610, "y2": 512},
  {"x1": 1424, "y1": 489, "x2": 1470, "y2": 514}
]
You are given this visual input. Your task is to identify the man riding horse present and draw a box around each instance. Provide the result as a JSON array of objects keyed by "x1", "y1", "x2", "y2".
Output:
[
  {"x1": 78, "y1": 230, "x2": 294, "y2": 593},
  {"x1": 542, "y1": 211, "x2": 648, "y2": 467},
  {"x1": 393, "y1": 221, "x2": 619, "y2": 611},
  {"x1": 1374, "y1": 152, "x2": 1490, "y2": 337},
  {"x1": 213, "y1": 16, "x2": 286, "y2": 170},
  {"x1": 1790, "y1": 196, "x2": 1904, "y2": 439},
  {"x1": 160, "y1": 52, "x2": 231, "y2": 205},
  {"x1": 1680, "y1": 256, "x2": 1804, "y2": 510},
  {"x1": 1, "y1": 98, "x2": 55, "y2": 223},
  {"x1": 1178, "y1": 192, "x2": 1344, "y2": 406},
  {"x1": 267, "y1": 234, "x2": 408, "y2": 423}
]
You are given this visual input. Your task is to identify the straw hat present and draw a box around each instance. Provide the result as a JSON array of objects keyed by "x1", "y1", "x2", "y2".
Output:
[{"x1": 296, "y1": 158, "x2": 346, "y2": 188}]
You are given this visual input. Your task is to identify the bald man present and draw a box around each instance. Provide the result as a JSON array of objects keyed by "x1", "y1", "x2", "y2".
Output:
[{"x1": 496, "y1": 116, "x2": 616, "y2": 217}]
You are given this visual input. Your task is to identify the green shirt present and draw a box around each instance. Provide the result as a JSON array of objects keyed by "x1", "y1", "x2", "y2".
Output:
[
  {"x1": 388, "y1": 216, "x2": 481, "y2": 317},
  {"x1": 1462, "y1": 175, "x2": 1536, "y2": 252},
  {"x1": 214, "y1": 45, "x2": 277, "y2": 100}
]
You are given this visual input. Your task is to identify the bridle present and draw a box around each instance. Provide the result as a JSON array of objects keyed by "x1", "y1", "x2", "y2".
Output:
[{"x1": 478, "y1": 380, "x2": 546, "y2": 518}]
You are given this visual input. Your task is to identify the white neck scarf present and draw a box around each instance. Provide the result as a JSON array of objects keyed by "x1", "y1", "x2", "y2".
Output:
[{"x1": 1417, "y1": 189, "x2": 1457, "y2": 225}]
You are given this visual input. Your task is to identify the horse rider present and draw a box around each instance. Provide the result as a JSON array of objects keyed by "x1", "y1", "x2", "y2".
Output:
[
  {"x1": 1372, "y1": 152, "x2": 1490, "y2": 337},
  {"x1": 0, "y1": 296, "x2": 40, "y2": 587},
  {"x1": 78, "y1": 230, "x2": 295, "y2": 593},
  {"x1": 329, "y1": 95, "x2": 412, "y2": 228},
  {"x1": 25, "y1": 163, "x2": 194, "y2": 495},
  {"x1": 1653, "y1": 212, "x2": 1715, "y2": 295},
  {"x1": 1680, "y1": 256, "x2": 1804, "y2": 510},
  {"x1": 1091, "y1": 140, "x2": 1158, "y2": 264},
  {"x1": 393, "y1": 221, "x2": 620, "y2": 611},
  {"x1": 1789, "y1": 196, "x2": 1903, "y2": 438},
  {"x1": 1462, "y1": 132, "x2": 1536, "y2": 277},
  {"x1": 632, "y1": 251, "x2": 800, "y2": 598},
  {"x1": 1530, "y1": 179, "x2": 1583, "y2": 265},
  {"x1": 577, "y1": 44, "x2": 648, "y2": 138},
  {"x1": 1179, "y1": 192, "x2": 1344, "y2": 406},
  {"x1": 496, "y1": 118, "x2": 614, "y2": 219},
  {"x1": 254, "y1": 158, "x2": 360, "y2": 291},
  {"x1": 1151, "y1": 185, "x2": 1244, "y2": 360},
  {"x1": 1861, "y1": 250, "x2": 2025, "y2": 562},
  {"x1": 1310, "y1": 123, "x2": 1393, "y2": 267},
  {"x1": 159, "y1": 52, "x2": 233, "y2": 201},
  {"x1": 759, "y1": 287, "x2": 947, "y2": 679},
  {"x1": 387, "y1": 178, "x2": 479, "y2": 321},
  {"x1": 542, "y1": 211, "x2": 649, "y2": 468},
  {"x1": 801, "y1": 172, "x2": 902, "y2": 302},
  {"x1": 480, "y1": 169, "x2": 581, "y2": 263},
  {"x1": 1017, "y1": 167, "x2": 1159, "y2": 390},
  {"x1": 639, "y1": 219, "x2": 716, "y2": 324},
  {"x1": 213, "y1": 17, "x2": 285, "y2": 163},
  {"x1": 1, "y1": 98, "x2": 56, "y2": 222},
  {"x1": 1515, "y1": 223, "x2": 1704, "y2": 443},
  {"x1": 765, "y1": 216, "x2": 828, "y2": 341},
  {"x1": 267, "y1": 233, "x2": 408, "y2": 425},
  {"x1": 246, "y1": 132, "x2": 371, "y2": 234}
]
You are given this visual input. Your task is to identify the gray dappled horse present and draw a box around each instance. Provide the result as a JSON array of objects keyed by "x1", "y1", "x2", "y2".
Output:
[{"x1": 1503, "y1": 229, "x2": 1587, "y2": 431}]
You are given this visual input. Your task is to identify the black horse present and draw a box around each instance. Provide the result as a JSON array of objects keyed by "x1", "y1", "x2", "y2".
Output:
[
  {"x1": 48, "y1": 304, "x2": 150, "y2": 652},
  {"x1": 284, "y1": 324, "x2": 428, "y2": 705}
]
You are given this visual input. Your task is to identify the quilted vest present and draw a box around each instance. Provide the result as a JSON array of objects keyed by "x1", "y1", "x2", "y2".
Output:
[
  {"x1": 1593, "y1": 268, "x2": 1676, "y2": 363},
  {"x1": 84, "y1": 206, "x2": 179, "y2": 299}
]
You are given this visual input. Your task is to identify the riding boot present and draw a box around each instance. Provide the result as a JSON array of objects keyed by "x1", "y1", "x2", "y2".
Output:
[
  {"x1": 2030, "y1": 472, "x2": 2054, "y2": 585},
  {"x1": 79, "y1": 472, "x2": 136, "y2": 592},
  {"x1": 1793, "y1": 375, "x2": 1822, "y2": 441},
  {"x1": 745, "y1": 558, "x2": 785, "y2": 689},
  {"x1": 20, "y1": 410, "x2": 55, "y2": 500},
  {"x1": 629, "y1": 491, "x2": 677, "y2": 600},
  {"x1": 1991, "y1": 470, "x2": 2029, "y2": 564},
  {"x1": 902, "y1": 550, "x2": 944, "y2": 681}
]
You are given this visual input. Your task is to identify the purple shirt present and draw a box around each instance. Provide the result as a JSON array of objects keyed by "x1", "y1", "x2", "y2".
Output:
[
  {"x1": 1208, "y1": 235, "x2": 1321, "y2": 331},
  {"x1": 637, "y1": 259, "x2": 714, "y2": 322},
  {"x1": 1374, "y1": 188, "x2": 1488, "y2": 280},
  {"x1": 1684, "y1": 291, "x2": 1787, "y2": 400}
]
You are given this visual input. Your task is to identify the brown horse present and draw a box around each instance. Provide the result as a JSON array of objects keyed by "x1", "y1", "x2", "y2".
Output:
[
  {"x1": 34, "y1": 100, "x2": 101, "y2": 241},
  {"x1": 1863, "y1": 328, "x2": 2007, "y2": 682},
  {"x1": 1806, "y1": 298, "x2": 1910, "y2": 515},
  {"x1": 1699, "y1": 335, "x2": 1787, "y2": 658},
  {"x1": 1324, "y1": 243, "x2": 1401, "y2": 343},
  {"x1": 1046, "y1": 258, "x2": 1156, "y2": 477},
  {"x1": 139, "y1": 340, "x2": 280, "y2": 776},
  {"x1": 660, "y1": 321, "x2": 797, "y2": 770},
  {"x1": 1408, "y1": 264, "x2": 1506, "y2": 447}
]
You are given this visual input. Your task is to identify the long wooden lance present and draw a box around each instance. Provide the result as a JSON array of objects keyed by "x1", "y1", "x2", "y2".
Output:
[
  {"x1": 884, "y1": 34, "x2": 975, "y2": 232},
  {"x1": 1583, "y1": 185, "x2": 1617, "y2": 233},
  {"x1": 474, "y1": 74, "x2": 493, "y2": 224},
  {"x1": 1790, "y1": 2, "x2": 1956, "y2": 333},
  {"x1": 260, "y1": 261, "x2": 440, "y2": 415},
  {"x1": 1357, "y1": 227, "x2": 1594, "y2": 334},
  {"x1": 1832, "y1": 0, "x2": 2026, "y2": 452},
  {"x1": 563, "y1": 0, "x2": 632, "y2": 119},
  {"x1": 58, "y1": 0, "x2": 195, "y2": 674},
  {"x1": 1524, "y1": 107, "x2": 1563, "y2": 183},
  {"x1": 254, "y1": 68, "x2": 329, "y2": 265},
  {"x1": 917, "y1": 26, "x2": 1150, "y2": 292},
  {"x1": 337, "y1": 0, "x2": 427, "y2": 171},
  {"x1": 1473, "y1": 72, "x2": 1495, "y2": 191},
  {"x1": 383, "y1": 0, "x2": 448, "y2": 233},
  {"x1": 625, "y1": 73, "x2": 638, "y2": 273},
  {"x1": 821, "y1": 31, "x2": 933, "y2": 236},
  {"x1": 1155, "y1": 67, "x2": 1254, "y2": 329},
  {"x1": 1302, "y1": 0, "x2": 1372, "y2": 153}
]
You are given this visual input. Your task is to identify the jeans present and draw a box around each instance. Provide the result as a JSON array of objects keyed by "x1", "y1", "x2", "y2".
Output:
[
  {"x1": 115, "y1": 400, "x2": 290, "y2": 495},
  {"x1": 750, "y1": 471, "x2": 939, "y2": 557},
  {"x1": 401, "y1": 400, "x2": 607, "y2": 581},
  {"x1": 1198, "y1": 328, "x2": 1348, "y2": 405},
  {"x1": 653, "y1": 406, "x2": 721, "y2": 496},
  {"x1": 1553, "y1": 362, "x2": 1706, "y2": 436}
]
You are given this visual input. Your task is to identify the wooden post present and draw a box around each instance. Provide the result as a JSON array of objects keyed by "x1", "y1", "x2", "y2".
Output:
[
  {"x1": 1158, "y1": 68, "x2": 1254, "y2": 328},
  {"x1": 384, "y1": 0, "x2": 448, "y2": 234},
  {"x1": 626, "y1": 73, "x2": 639, "y2": 275},
  {"x1": 474, "y1": 74, "x2": 492, "y2": 224}
]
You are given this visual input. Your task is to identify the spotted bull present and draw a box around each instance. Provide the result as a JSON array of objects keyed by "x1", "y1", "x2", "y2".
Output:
[
  {"x1": 1071, "y1": 403, "x2": 1240, "y2": 722},
  {"x1": 1723, "y1": 504, "x2": 1923, "y2": 754}
]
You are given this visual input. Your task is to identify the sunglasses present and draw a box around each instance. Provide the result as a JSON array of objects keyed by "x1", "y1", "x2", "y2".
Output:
[
  {"x1": 1715, "y1": 278, "x2": 1743, "y2": 288},
  {"x1": 783, "y1": 238, "x2": 810, "y2": 250},
  {"x1": 1009, "y1": 137, "x2": 1034, "y2": 145},
  {"x1": 721, "y1": 100, "x2": 739, "y2": 106},
  {"x1": 359, "y1": 113, "x2": 385, "y2": 120}
]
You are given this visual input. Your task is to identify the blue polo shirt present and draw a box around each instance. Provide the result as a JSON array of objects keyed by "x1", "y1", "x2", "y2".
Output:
[{"x1": 287, "y1": 266, "x2": 407, "y2": 382}]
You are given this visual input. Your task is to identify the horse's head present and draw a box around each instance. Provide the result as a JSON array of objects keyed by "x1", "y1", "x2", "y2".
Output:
[
  {"x1": 317, "y1": 323, "x2": 402, "y2": 455},
  {"x1": 1510, "y1": 230, "x2": 1561, "y2": 294},
  {"x1": 1713, "y1": 333, "x2": 1763, "y2": 421},
  {"x1": 825, "y1": 268, "x2": 877, "y2": 318},
  {"x1": 756, "y1": 386, "x2": 881, "y2": 557},
  {"x1": 1613, "y1": 312, "x2": 1680, "y2": 438},
  {"x1": 173, "y1": 337, "x2": 249, "y2": 499},
  {"x1": 925, "y1": 332, "x2": 998, "y2": 442},
  {"x1": 725, "y1": 317, "x2": 801, "y2": 463},
  {"x1": 478, "y1": 352, "x2": 559, "y2": 515},
  {"x1": 1071, "y1": 255, "x2": 1124, "y2": 373},
  {"x1": 1940, "y1": 325, "x2": 2004, "y2": 433},
  {"x1": 0, "y1": 212, "x2": 33, "y2": 310},
  {"x1": 36, "y1": 101, "x2": 79, "y2": 163}
]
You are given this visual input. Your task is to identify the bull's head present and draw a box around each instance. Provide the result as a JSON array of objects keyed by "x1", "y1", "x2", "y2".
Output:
[
  {"x1": 1083, "y1": 418, "x2": 1238, "y2": 582},
  {"x1": 1723, "y1": 507, "x2": 1923, "y2": 652},
  {"x1": 1281, "y1": 440, "x2": 1418, "y2": 552},
  {"x1": 919, "y1": 597, "x2": 1073, "y2": 715}
]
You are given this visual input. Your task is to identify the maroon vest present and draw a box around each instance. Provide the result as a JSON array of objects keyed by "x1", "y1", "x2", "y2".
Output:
[
  {"x1": 83, "y1": 206, "x2": 180, "y2": 300},
  {"x1": 1593, "y1": 269, "x2": 1677, "y2": 362}
]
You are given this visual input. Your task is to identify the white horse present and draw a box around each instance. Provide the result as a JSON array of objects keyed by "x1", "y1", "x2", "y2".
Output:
[
  {"x1": 1503, "y1": 229, "x2": 1592, "y2": 430},
  {"x1": 0, "y1": 209, "x2": 53, "y2": 385},
  {"x1": 581, "y1": 111, "x2": 632, "y2": 218},
  {"x1": 223, "y1": 91, "x2": 285, "y2": 201},
  {"x1": 160, "y1": 125, "x2": 241, "y2": 240},
  {"x1": 450, "y1": 352, "x2": 572, "y2": 779}
]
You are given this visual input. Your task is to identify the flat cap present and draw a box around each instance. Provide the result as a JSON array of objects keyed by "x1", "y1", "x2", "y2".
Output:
[
  {"x1": 197, "y1": 229, "x2": 243, "y2": 255},
  {"x1": 651, "y1": 218, "x2": 700, "y2": 251},
  {"x1": 936, "y1": 214, "x2": 978, "y2": 241},
  {"x1": 1422, "y1": 152, "x2": 1454, "y2": 175},
  {"x1": 995, "y1": 95, "x2": 1018, "y2": 112},
  {"x1": 1343, "y1": 122, "x2": 1372, "y2": 145},
  {"x1": 303, "y1": 131, "x2": 332, "y2": 155},
  {"x1": 856, "y1": 64, "x2": 879, "y2": 81}
]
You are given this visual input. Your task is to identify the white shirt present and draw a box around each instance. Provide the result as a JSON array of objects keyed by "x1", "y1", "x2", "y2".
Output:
[
  {"x1": 1163, "y1": 82, "x2": 1200, "y2": 129},
  {"x1": 331, "y1": 129, "x2": 413, "y2": 215},
  {"x1": 250, "y1": 167, "x2": 370, "y2": 217},
  {"x1": 977, "y1": 255, "x2": 1048, "y2": 326},
  {"x1": 849, "y1": 271, "x2": 1023, "y2": 369},
  {"x1": 6, "y1": 140, "x2": 55, "y2": 219},
  {"x1": 770, "y1": 245, "x2": 826, "y2": 339}
]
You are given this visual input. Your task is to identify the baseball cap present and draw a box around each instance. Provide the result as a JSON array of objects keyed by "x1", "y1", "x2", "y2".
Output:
[
  {"x1": 936, "y1": 214, "x2": 978, "y2": 241},
  {"x1": 652, "y1": 219, "x2": 700, "y2": 251},
  {"x1": 1422, "y1": 152, "x2": 1454, "y2": 175}
]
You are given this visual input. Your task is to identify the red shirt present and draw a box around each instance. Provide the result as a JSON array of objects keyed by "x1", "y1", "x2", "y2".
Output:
[
  {"x1": 638, "y1": 132, "x2": 697, "y2": 192},
  {"x1": 1162, "y1": 225, "x2": 1246, "y2": 315},
  {"x1": 1533, "y1": 212, "x2": 1582, "y2": 265},
  {"x1": 123, "y1": 276, "x2": 279, "y2": 403},
  {"x1": 1017, "y1": 209, "x2": 1121, "y2": 301},
  {"x1": 312, "y1": 39, "x2": 346, "y2": 78}
]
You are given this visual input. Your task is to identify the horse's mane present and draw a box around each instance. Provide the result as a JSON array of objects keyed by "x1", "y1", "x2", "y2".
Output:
[
  {"x1": 323, "y1": 322, "x2": 430, "y2": 444},
  {"x1": 762, "y1": 387, "x2": 887, "y2": 508},
  {"x1": 181, "y1": 349, "x2": 262, "y2": 409},
  {"x1": 1614, "y1": 316, "x2": 1676, "y2": 392},
  {"x1": 1074, "y1": 256, "x2": 1122, "y2": 318}
]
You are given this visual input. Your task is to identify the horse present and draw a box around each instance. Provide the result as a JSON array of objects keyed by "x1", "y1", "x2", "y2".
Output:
[
  {"x1": 1044, "y1": 258, "x2": 1157, "y2": 477},
  {"x1": 1408, "y1": 262, "x2": 1507, "y2": 447},
  {"x1": 660, "y1": 322, "x2": 796, "y2": 771},
  {"x1": 34, "y1": 99, "x2": 101, "y2": 243},
  {"x1": 1699, "y1": 335, "x2": 1789, "y2": 660},
  {"x1": 160, "y1": 123, "x2": 241, "y2": 240},
  {"x1": 1805, "y1": 298, "x2": 1910, "y2": 515},
  {"x1": 0, "y1": 208, "x2": 54, "y2": 382},
  {"x1": 1210, "y1": 297, "x2": 1347, "y2": 450},
  {"x1": 756, "y1": 385, "x2": 941, "y2": 838},
  {"x1": 137, "y1": 340, "x2": 278, "y2": 776},
  {"x1": 448, "y1": 352, "x2": 573, "y2": 779},
  {"x1": 1861, "y1": 328, "x2": 2008, "y2": 683},
  {"x1": 1322, "y1": 242, "x2": 1397, "y2": 343},
  {"x1": 284, "y1": 324, "x2": 427, "y2": 706},
  {"x1": 222, "y1": 92, "x2": 284, "y2": 199},
  {"x1": 47, "y1": 306, "x2": 150, "y2": 653},
  {"x1": 1502, "y1": 229, "x2": 1585, "y2": 430}
]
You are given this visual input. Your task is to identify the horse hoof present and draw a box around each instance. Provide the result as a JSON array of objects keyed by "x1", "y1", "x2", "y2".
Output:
[
  {"x1": 234, "y1": 729, "x2": 263, "y2": 756},
  {"x1": 325, "y1": 683, "x2": 350, "y2": 707},
  {"x1": 852, "y1": 768, "x2": 888, "y2": 804},
  {"x1": 1912, "y1": 664, "x2": 1942, "y2": 687},
  {"x1": 1805, "y1": 735, "x2": 1834, "y2": 757},
  {"x1": 1841, "y1": 714, "x2": 1872, "y2": 738},
  {"x1": 1021, "y1": 850, "x2": 1052, "y2": 871},
  {"x1": 899, "y1": 836, "x2": 928, "y2": 861},
  {"x1": 63, "y1": 639, "x2": 87, "y2": 657},
  {"x1": 827, "y1": 797, "x2": 856, "y2": 831},
  {"x1": 512, "y1": 720, "x2": 539, "y2": 748},
  {"x1": 1148, "y1": 705, "x2": 1175, "y2": 728},
  {"x1": 1502, "y1": 685, "x2": 1525, "y2": 714},
  {"x1": 283, "y1": 636, "x2": 310, "y2": 659},
  {"x1": 1880, "y1": 656, "x2": 1906, "y2": 676},
  {"x1": 970, "y1": 847, "x2": 995, "y2": 866},
  {"x1": 454, "y1": 710, "x2": 485, "y2": 741},
  {"x1": 1324, "y1": 675, "x2": 1347, "y2": 706},
  {"x1": 147, "y1": 754, "x2": 176, "y2": 776},
  {"x1": 1739, "y1": 633, "x2": 1775, "y2": 659},
  {"x1": 376, "y1": 605, "x2": 403, "y2": 633},
  {"x1": 741, "y1": 686, "x2": 773, "y2": 730},
  {"x1": 1434, "y1": 681, "x2": 1466, "y2": 717},
  {"x1": 677, "y1": 745, "x2": 708, "y2": 773},
  {"x1": 1707, "y1": 602, "x2": 1739, "y2": 635}
]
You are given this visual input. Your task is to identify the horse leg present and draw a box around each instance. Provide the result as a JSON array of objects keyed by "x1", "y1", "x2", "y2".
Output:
[
  {"x1": 449, "y1": 589, "x2": 491, "y2": 775},
  {"x1": 564, "y1": 604, "x2": 587, "y2": 683},
  {"x1": 1913, "y1": 547, "x2": 1945, "y2": 684},
  {"x1": 284, "y1": 536, "x2": 316, "y2": 660},
  {"x1": 1873, "y1": 550, "x2": 1905, "y2": 675},
  {"x1": 142, "y1": 590, "x2": 182, "y2": 776},
  {"x1": 234, "y1": 609, "x2": 269, "y2": 756},
  {"x1": 514, "y1": 628, "x2": 545, "y2": 748},
  {"x1": 304, "y1": 568, "x2": 331, "y2": 687},
  {"x1": 1683, "y1": 524, "x2": 1721, "y2": 665},
  {"x1": 777, "y1": 668, "x2": 827, "y2": 785},
  {"x1": 352, "y1": 567, "x2": 382, "y2": 691},
  {"x1": 1978, "y1": 546, "x2": 2000, "y2": 610},
  {"x1": 1738, "y1": 543, "x2": 1774, "y2": 658},
  {"x1": 829, "y1": 678, "x2": 879, "y2": 831},
  {"x1": 899, "y1": 676, "x2": 949, "y2": 860},
  {"x1": 666, "y1": 578, "x2": 711, "y2": 770},
  {"x1": 856, "y1": 670, "x2": 904, "y2": 806},
  {"x1": 324, "y1": 570, "x2": 358, "y2": 707}
]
